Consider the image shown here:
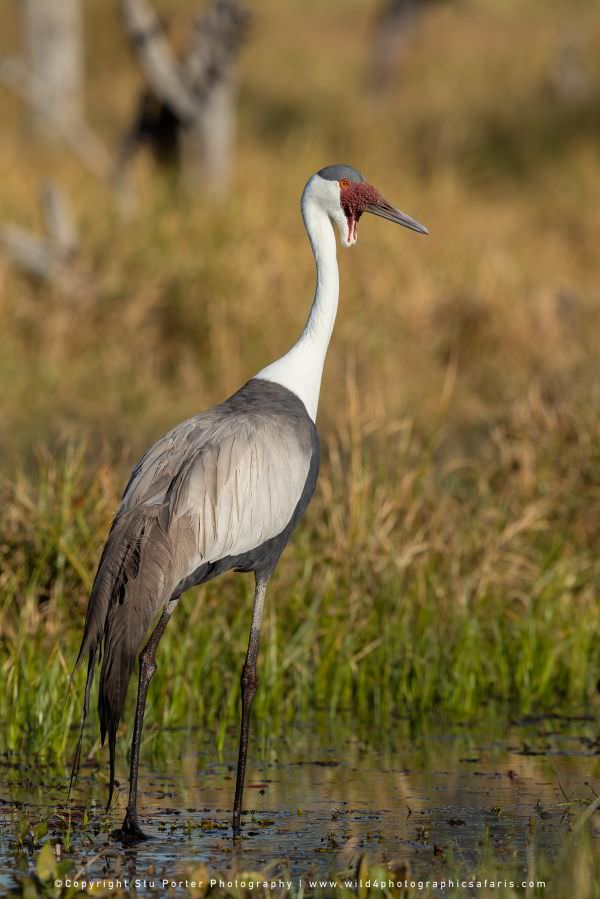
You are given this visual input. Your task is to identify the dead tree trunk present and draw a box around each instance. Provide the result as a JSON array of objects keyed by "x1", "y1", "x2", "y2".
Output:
[
  {"x1": 23, "y1": 0, "x2": 84, "y2": 137},
  {"x1": 119, "y1": 0, "x2": 250, "y2": 197},
  {"x1": 180, "y1": 1, "x2": 246, "y2": 190}
]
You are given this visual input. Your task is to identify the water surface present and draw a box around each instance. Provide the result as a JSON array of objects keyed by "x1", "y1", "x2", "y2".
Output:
[{"x1": 2, "y1": 715, "x2": 600, "y2": 892}]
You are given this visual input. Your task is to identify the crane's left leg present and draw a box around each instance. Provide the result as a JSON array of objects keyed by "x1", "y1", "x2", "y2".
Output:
[
  {"x1": 116, "y1": 598, "x2": 177, "y2": 841},
  {"x1": 232, "y1": 574, "x2": 269, "y2": 834}
]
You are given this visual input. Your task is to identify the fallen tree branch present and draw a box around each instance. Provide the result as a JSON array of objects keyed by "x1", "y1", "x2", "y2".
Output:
[
  {"x1": 0, "y1": 224, "x2": 56, "y2": 281},
  {"x1": 0, "y1": 183, "x2": 96, "y2": 302},
  {"x1": 42, "y1": 183, "x2": 78, "y2": 260}
]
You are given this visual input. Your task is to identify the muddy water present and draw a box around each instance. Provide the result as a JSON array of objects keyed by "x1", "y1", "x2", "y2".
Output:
[{"x1": 2, "y1": 715, "x2": 600, "y2": 892}]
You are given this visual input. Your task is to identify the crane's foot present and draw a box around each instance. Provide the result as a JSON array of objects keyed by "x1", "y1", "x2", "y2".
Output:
[{"x1": 112, "y1": 809, "x2": 150, "y2": 842}]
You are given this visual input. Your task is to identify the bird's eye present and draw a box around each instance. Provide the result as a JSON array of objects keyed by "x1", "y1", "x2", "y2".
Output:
[{"x1": 339, "y1": 179, "x2": 349, "y2": 189}]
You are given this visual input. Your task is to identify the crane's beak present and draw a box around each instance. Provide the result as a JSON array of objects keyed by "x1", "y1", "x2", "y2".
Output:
[{"x1": 365, "y1": 197, "x2": 429, "y2": 235}]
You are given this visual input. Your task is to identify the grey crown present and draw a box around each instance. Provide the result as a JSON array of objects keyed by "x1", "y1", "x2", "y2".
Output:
[{"x1": 317, "y1": 164, "x2": 365, "y2": 183}]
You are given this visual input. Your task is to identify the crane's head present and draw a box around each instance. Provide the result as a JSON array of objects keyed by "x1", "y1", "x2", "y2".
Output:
[{"x1": 304, "y1": 164, "x2": 428, "y2": 248}]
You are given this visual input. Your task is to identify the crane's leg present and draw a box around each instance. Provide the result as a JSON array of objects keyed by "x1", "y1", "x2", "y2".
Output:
[
  {"x1": 116, "y1": 599, "x2": 177, "y2": 841},
  {"x1": 232, "y1": 574, "x2": 269, "y2": 835}
]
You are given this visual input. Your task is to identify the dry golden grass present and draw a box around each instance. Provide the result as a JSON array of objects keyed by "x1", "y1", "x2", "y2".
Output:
[{"x1": 0, "y1": 0, "x2": 598, "y2": 460}]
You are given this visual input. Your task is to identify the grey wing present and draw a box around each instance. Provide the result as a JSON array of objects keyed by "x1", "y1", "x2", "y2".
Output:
[
  {"x1": 118, "y1": 408, "x2": 313, "y2": 580},
  {"x1": 119, "y1": 413, "x2": 216, "y2": 512}
]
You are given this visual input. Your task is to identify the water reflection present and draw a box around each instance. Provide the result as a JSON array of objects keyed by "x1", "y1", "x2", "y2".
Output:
[{"x1": 2, "y1": 715, "x2": 600, "y2": 891}]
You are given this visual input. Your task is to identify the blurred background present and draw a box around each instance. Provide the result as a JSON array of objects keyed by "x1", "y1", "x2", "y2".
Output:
[
  {"x1": 1, "y1": 0, "x2": 598, "y2": 463},
  {"x1": 1, "y1": 0, "x2": 600, "y2": 756}
]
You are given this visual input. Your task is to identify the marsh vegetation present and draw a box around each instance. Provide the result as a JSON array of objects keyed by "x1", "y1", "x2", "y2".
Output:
[{"x1": 1, "y1": 0, "x2": 600, "y2": 894}]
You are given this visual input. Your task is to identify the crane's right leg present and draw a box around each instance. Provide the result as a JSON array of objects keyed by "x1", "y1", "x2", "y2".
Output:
[
  {"x1": 232, "y1": 574, "x2": 269, "y2": 835},
  {"x1": 115, "y1": 599, "x2": 177, "y2": 841}
]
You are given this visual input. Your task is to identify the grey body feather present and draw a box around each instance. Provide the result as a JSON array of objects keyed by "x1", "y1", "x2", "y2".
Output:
[{"x1": 74, "y1": 379, "x2": 319, "y2": 798}]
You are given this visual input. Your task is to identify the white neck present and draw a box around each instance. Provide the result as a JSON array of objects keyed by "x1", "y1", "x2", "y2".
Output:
[{"x1": 254, "y1": 194, "x2": 339, "y2": 421}]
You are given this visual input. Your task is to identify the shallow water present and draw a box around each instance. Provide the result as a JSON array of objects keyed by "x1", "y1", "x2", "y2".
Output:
[{"x1": 2, "y1": 715, "x2": 600, "y2": 893}]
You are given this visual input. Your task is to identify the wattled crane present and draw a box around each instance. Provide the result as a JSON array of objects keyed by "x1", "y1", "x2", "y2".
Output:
[{"x1": 71, "y1": 164, "x2": 427, "y2": 840}]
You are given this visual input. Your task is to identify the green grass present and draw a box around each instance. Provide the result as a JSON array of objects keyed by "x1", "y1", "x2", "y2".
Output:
[{"x1": 1, "y1": 406, "x2": 599, "y2": 764}]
